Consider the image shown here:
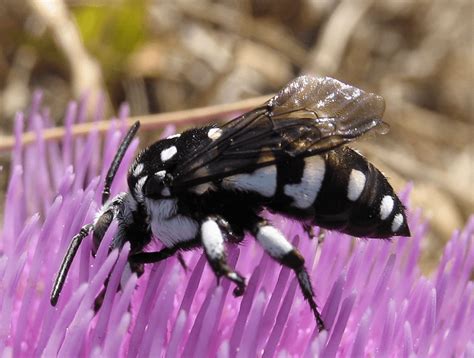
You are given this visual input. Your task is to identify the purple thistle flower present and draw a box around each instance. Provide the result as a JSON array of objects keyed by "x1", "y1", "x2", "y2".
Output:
[{"x1": 1, "y1": 97, "x2": 473, "y2": 357}]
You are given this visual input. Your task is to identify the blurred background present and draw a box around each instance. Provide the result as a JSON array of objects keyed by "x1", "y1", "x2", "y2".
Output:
[{"x1": 0, "y1": 0, "x2": 472, "y2": 271}]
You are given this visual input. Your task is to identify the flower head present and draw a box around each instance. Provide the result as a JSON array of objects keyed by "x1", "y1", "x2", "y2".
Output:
[{"x1": 1, "y1": 96, "x2": 473, "y2": 356}]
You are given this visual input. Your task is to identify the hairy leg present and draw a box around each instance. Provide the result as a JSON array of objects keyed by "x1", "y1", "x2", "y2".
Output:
[
  {"x1": 201, "y1": 216, "x2": 246, "y2": 296},
  {"x1": 252, "y1": 220, "x2": 325, "y2": 331}
]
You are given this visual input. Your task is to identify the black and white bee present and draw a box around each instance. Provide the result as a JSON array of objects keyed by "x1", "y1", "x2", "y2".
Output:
[{"x1": 51, "y1": 75, "x2": 410, "y2": 331}]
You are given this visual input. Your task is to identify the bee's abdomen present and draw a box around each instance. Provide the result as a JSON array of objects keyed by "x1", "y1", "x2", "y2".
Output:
[{"x1": 275, "y1": 147, "x2": 410, "y2": 238}]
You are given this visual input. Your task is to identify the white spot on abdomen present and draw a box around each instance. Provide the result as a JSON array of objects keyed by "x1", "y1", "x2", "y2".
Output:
[
  {"x1": 208, "y1": 127, "x2": 222, "y2": 140},
  {"x1": 223, "y1": 165, "x2": 277, "y2": 197},
  {"x1": 347, "y1": 169, "x2": 366, "y2": 201},
  {"x1": 380, "y1": 195, "x2": 394, "y2": 220},
  {"x1": 256, "y1": 226, "x2": 293, "y2": 258},
  {"x1": 161, "y1": 146, "x2": 177, "y2": 162},
  {"x1": 284, "y1": 156, "x2": 325, "y2": 209},
  {"x1": 201, "y1": 219, "x2": 224, "y2": 259},
  {"x1": 391, "y1": 213, "x2": 404, "y2": 232}
]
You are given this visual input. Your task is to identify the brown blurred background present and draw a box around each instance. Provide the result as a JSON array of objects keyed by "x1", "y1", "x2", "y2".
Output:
[{"x1": 0, "y1": 0, "x2": 472, "y2": 271}]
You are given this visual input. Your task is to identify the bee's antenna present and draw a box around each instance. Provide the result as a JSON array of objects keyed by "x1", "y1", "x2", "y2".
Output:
[
  {"x1": 50, "y1": 223, "x2": 93, "y2": 306},
  {"x1": 102, "y1": 121, "x2": 140, "y2": 204}
]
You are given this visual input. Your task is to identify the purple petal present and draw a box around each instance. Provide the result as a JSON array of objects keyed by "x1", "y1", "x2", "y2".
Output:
[{"x1": 1, "y1": 94, "x2": 473, "y2": 357}]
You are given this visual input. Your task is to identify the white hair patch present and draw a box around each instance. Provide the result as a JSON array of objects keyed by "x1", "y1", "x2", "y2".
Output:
[
  {"x1": 223, "y1": 165, "x2": 277, "y2": 197},
  {"x1": 151, "y1": 214, "x2": 198, "y2": 248},
  {"x1": 392, "y1": 213, "x2": 404, "y2": 232},
  {"x1": 146, "y1": 198, "x2": 177, "y2": 219},
  {"x1": 380, "y1": 195, "x2": 394, "y2": 220},
  {"x1": 284, "y1": 156, "x2": 325, "y2": 209},
  {"x1": 228, "y1": 272, "x2": 239, "y2": 281},
  {"x1": 133, "y1": 163, "x2": 144, "y2": 176},
  {"x1": 155, "y1": 170, "x2": 166, "y2": 179},
  {"x1": 134, "y1": 176, "x2": 147, "y2": 201},
  {"x1": 347, "y1": 169, "x2": 366, "y2": 201},
  {"x1": 201, "y1": 219, "x2": 225, "y2": 260},
  {"x1": 146, "y1": 198, "x2": 199, "y2": 247},
  {"x1": 160, "y1": 146, "x2": 177, "y2": 162},
  {"x1": 208, "y1": 128, "x2": 223, "y2": 140},
  {"x1": 256, "y1": 225, "x2": 293, "y2": 258}
]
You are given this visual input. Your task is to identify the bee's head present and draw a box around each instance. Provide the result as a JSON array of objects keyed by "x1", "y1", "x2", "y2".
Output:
[{"x1": 92, "y1": 192, "x2": 151, "y2": 254}]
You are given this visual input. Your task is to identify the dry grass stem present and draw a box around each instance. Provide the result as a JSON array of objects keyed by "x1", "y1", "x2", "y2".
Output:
[
  {"x1": 179, "y1": 2, "x2": 308, "y2": 66},
  {"x1": 28, "y1": 0, "x2": 105, "y2": 102},
  {"x1": 0, "y1": 94, "x2": 271, "y2": 152},
  {"x1": 304, "y1": 0, "x2": 375, "y2": 74}
]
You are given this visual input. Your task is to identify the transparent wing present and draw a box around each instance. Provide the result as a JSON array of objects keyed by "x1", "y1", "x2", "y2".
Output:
[{"x1": 171, "y1": 75, "x2": 387, "y2": 190}]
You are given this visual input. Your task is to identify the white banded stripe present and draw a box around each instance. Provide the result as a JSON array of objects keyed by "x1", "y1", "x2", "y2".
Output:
[{"x1": 284, "y1": 156, "x2": 325, "y2": 209}]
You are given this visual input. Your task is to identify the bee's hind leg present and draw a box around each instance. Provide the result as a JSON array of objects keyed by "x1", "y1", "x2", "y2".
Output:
[{"x1": 252, "y1": 220, "x2": 326, "y2": 331}]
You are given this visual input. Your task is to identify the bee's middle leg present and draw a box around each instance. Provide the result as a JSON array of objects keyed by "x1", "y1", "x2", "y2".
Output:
[{"x1": 201, "y1": 216, "x2": 246, "y2": 297}]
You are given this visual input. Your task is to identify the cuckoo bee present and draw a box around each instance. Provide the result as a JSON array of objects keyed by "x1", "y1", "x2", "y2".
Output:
[{"x1": 51, "y1": 76, "x2": 410, "y2": 331}]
